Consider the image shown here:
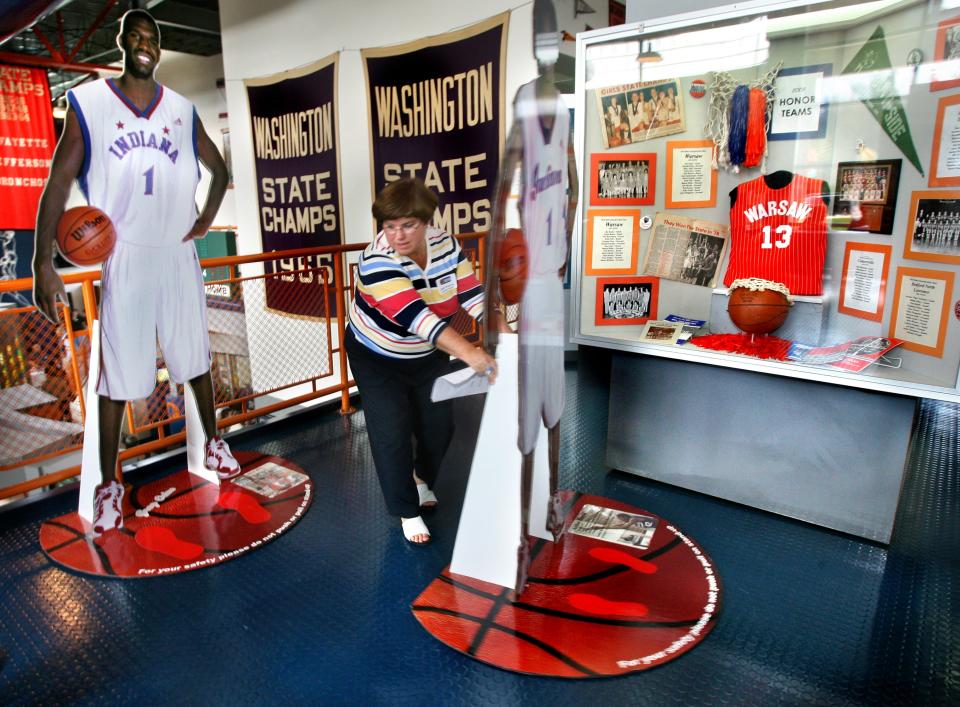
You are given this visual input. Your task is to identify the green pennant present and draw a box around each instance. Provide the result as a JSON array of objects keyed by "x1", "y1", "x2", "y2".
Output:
[{"x1": 842, "y1": 26, "x2": 924, "y2": 175}]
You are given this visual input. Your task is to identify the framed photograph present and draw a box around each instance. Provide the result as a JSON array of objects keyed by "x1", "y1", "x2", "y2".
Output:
[
  {"x1": 903, "y1": 190, "x2": 960, "y2": 264},
  {"x1": 585, "y1": 208, "x2": 640, "y2": 275},
  {"x1": 888, "y1": 267, "x2": 955, "y2": 357},
  {"x1": 595, "y1": 276, "x2": 659, "y2": 326},
  {"x1": 665, "y1": 140, "x2": 717, "y2": 208},
  {"x1": 594, "y1": 80, "x2": 685, "y2": 149},
  {"x1": 768, "y1": 64, "x2": 832, "y2": 140},
  {"x1": 590, "y1": 153, "x2": 656, "y2": 206},
  {"x1": 929, "y1": 94, "x2": 960, "y2": 187},
  {"x1": 639, "y1": 320, "x2": 683, "y2": 345},
  {"x1": 931, "y1": 16, "x2": 960, "y2": 92},
  {"x1": 838, "y1": 242, "x2": 891, "y2": 322},
  {"x1": 832, "y1": 159, "x2": 901, "y2": 235}
]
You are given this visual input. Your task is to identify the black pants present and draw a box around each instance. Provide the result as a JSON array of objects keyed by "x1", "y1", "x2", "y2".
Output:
[{"x1": 345, "y1": 328, "x2": 454, "y2": 517}]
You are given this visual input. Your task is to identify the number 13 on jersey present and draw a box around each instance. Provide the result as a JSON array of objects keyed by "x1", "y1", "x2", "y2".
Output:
[{"x1": 761, "y1": 224, "x2": 792, "y2": 249}]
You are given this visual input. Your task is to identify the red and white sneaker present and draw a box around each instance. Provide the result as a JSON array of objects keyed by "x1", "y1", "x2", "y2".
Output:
[
  {"x1": 92, "y1": 480, "x2": 124, "y2": 537},
  {"x1": 205, "y1": 436, "x2": 241, "y2": 480}
]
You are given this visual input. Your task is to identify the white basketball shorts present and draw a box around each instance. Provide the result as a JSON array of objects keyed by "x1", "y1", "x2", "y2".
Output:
[
  {"x1": 518, "y1": 275, "x2": 565, "y2": 455},
  {"x1": 97, "y1": 240, "x2": 210, "y2": 401}
]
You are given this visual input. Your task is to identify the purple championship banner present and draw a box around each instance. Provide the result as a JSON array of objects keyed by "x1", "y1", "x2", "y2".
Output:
[
  {"x1": 245, "y1": 54, "x2": 343, "y2": 319},
  {"x1": 362, "y1": 13, "x2": 508, "y2": 236}
]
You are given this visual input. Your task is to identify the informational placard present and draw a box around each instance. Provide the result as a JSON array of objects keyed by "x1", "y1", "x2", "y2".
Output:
[
  {"x1": 0, "y1": 65, "x2": 56, "y2": 229},
  {"x1": 245, "y1": 54, "x2": 343, "y2": 319},
  {"x1": 930, "y1": 94, "x2": 960, "y2": 187},
  {"x1": 362, "y1": 14, "x2": 507, "y2": 235},
  {"x1": 585, "y1": 208, "x2": 639, "y2": 275},
  {"x1": 931, "y1": 15, "x2": 960, "y2": 92},
  {"x1": 889, "y1": 267, "x2": 955, "y2": 357},
  {"x1": 838, "y1": 242, "x2": 891, "y2": 322},
  {"x1": 769, "y1": 64, "x2": 831, "y2": 140},
  {"x1": 665, "y1": 140, "x2": 716, "y2": 208}
]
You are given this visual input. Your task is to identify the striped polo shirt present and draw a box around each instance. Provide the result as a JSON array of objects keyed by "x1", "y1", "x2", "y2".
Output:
[{"x1": 348, "y1": 227, "x2": 484, "y2": 358}]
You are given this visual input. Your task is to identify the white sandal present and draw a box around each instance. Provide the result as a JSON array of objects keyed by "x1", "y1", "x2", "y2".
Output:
[
  {"x1": 417, "y1": 483, "x2": 438, "y2": 509},
  {"x1": 401, "y1": 516, "x2": 431, "y2": 545}
]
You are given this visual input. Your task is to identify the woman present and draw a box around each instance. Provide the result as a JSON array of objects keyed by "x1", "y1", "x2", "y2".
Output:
[{"x1": 346, "y1": 178, "x2": 502, "y2": 545}]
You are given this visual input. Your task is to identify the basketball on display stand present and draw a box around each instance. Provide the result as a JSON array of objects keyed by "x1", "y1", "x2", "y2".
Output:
[{"x1": 726, "y1": 278, "x2": 792, "y2": 335}]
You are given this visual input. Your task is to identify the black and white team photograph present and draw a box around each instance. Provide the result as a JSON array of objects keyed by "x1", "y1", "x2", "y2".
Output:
[
  {"x1": 596, "y1": 159, "x2": 651, "y2": 200},
  {"x1": 911, "y1": 197, "x2": 960, "y2": 255},
  {"x1": 679, "y1": 232, "x2": 725, "y2": 287},
  {"x1": 600, "y1": 281, "x2": 653, "y2": 321}
]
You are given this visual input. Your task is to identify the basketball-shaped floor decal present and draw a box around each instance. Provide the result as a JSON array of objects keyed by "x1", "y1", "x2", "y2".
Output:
[
  {"x1": 39, "y1": 452, "x2": 312, "y2": 578},
  {"x1": 412, "y1": 494, "x2": 720, "y2": 677}
]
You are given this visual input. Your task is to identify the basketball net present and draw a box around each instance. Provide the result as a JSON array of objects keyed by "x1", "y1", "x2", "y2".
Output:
[
  {"x1": 728, "y1": 277, "x2": 794, "y2": 303},
  {"x1": 705, "y1": 62, "x2": 782, "y2": 173}
]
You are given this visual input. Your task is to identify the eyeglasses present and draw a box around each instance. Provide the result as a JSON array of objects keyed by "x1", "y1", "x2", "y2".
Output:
[{"x1": 382, "y1": 220, "x2": 422, "y2": 235}]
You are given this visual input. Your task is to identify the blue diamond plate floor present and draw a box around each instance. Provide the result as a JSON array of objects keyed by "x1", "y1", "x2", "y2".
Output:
[{"x1": 0, "y1": 347, "x2": 957, "y2": 705}]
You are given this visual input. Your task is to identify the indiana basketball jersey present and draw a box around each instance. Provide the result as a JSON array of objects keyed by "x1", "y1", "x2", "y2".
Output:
[
  {"x1": 67, "y1": 78, "x2": 200, "y2": 247},
  {"x1": 517, "y1": 81, "x2": 569, "y2": 278},
  {"x1": 725, "y1": 173, "x2": 828, "y2": 295}
]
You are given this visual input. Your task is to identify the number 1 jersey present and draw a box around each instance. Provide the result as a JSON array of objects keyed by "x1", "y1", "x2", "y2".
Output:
[
  {"x1": 67, "y1": 78, "x2": 200, "y2": 247},
  {"x1": 518, "y1": 81, "x2": 569, "y2": 278},
  {"x1": 725, "y1": 173, "x2": 828, "y2": 295}
]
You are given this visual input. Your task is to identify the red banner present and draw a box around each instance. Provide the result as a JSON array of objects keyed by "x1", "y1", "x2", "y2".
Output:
[{"x1": 0, "y1": 65, "x2": 55, "y2": 229}]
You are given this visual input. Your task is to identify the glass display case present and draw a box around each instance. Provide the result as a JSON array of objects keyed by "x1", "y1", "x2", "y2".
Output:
[{"x1": 571, "y1": 0, "x2": 960, "y2": 403}]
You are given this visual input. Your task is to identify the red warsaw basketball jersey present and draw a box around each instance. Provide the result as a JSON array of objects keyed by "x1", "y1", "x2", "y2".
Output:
[{"x1": 725, "y1": 173, "x2": 828, "y2": 295}]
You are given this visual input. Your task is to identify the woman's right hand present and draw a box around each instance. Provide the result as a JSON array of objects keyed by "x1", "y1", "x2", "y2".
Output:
[
  {"x1": 435, "y1": 327, "x2": 499, "y2": 383},
  {"x1": 466, "y1": 347, "x2": 498, "y2": 384}
]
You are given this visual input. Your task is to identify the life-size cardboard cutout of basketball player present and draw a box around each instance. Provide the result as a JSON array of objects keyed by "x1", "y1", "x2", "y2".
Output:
[
  {"x1": 32, "y1": 10, "x2": 240, "y2": 536},
  {"x1": 483, "y1": 0, "x2": 579, "y2": 594}
]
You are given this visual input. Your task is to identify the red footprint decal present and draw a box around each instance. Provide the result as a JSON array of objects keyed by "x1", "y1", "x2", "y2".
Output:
[
  {"x1": 134, "y1": 526, "x2": 203, "y2": 561},
  {"x1": 216, "y1": 490, "x2": 271, "y2": 524},
  {"x1": 567, "y1": 593, "x2": 649, "y2": 617},
  {"x1": 589, "y1": 546, "x2": 658, "y2": 574}
]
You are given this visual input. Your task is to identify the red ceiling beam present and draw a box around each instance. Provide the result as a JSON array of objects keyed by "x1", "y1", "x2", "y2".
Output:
[
  {"x1": 0, "y1": 50, "x2": 119, "y2": 74},
  {"x1": 31, "y1": 25, "x2": 64, "y2": 62},
  {"x1": 56, "y1": 11, "x2": 66, "y2": 58},
  {"x1": 67, "y1": 0, "x2": 119, "y2": 63}
]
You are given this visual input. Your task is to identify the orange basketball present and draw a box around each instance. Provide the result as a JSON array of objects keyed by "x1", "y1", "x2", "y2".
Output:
[
  {"x1": 499, "y1": 228, "x2": 528, "y2": 305},
  {"x1": 56, "y1": 206, "x2": 116, "y2": 266},
  {"x1": 727, "y1": 287, "x2": 790, "y2": 335}
]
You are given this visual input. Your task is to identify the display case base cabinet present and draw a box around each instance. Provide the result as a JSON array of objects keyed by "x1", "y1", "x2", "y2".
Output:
[{"x1": 607, "y1": 354, "x2": 916, "y2": 543}]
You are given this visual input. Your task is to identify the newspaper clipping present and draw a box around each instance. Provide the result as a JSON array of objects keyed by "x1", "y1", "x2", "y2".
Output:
[
  {"x1": 233, "y1": 462, "x2": 309, "y2": 498},
  {"x1": 641, "y1": 213, "x2": 729, "y2": 287},
  {"x1": 569, "y1": 503, "x2": 659, "y2": 550},
  {"x1": 595, "y1": 79, "x2": 686, "y2": 149}
]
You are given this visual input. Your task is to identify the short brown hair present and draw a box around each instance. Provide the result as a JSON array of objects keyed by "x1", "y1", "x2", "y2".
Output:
[{"x1": 372, "y1": 178, "x2": 438, "y2": 223}]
